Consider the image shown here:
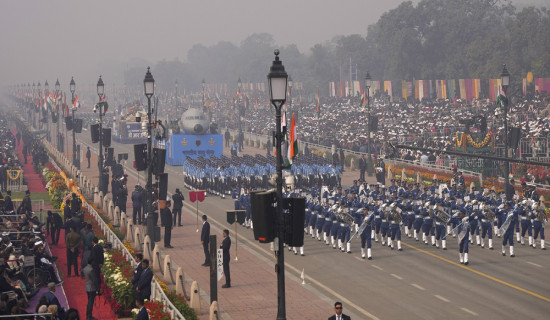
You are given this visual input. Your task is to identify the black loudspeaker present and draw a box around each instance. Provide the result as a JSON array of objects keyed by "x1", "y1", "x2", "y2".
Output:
[
  {"x1": 73, "y1": 119, "x2": 83, "y2": 133},
  {"x1": 158, "y1": 173, "x2": 168, "y2": 200},
  {"x1": 91, "y1": 124, "x2": 100, "y2": 143},
  {"x1": 103, "y1": 128, "x2": 111, "y2": 147},
  {"x1": 106, "y1": 148, "x2": 114, "y2": 166},
  {"x1": 369, "y1": 115, "x2": 379, "y2": 132},
  {"x1": 65, "y1": 116, "x2": 73, "y2": 131},
  {"x1": 283, "y1": 197, "x2": 306, "y2": 247},
  {"x1": 152, "y1": 148, "x2": 166, "y2": 175},
  {"x1": 251, "y1": 191, "x2": 276, "y2": 243},
  {"x1": 508, "y1": 127, "x2": 521, "y2": 149},
  {"x1": 134, "y1": 144, "x2": 147, "y2": 171}
]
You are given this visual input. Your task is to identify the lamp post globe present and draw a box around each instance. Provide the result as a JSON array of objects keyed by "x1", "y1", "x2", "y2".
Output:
[
  {"x1": 267, "y1": 49, "x2": 288, "y2": 320},
  {"x1": 97, "y1": 76, "x2": 104, "y2": 99},
  {"x1": 55, "y1": 79, "x2": 60, "y2": 93},
  {"x1": 143, "y1": 67, "x2": 157, "y2": 249}
]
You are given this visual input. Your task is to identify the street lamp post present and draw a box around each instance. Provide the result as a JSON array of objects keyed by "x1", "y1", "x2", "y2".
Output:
[
  {"x1": 45, "y1": 80, "x2": 50, "y2": 141},
  {"x1": 55, "y1": 79, "x2": 60, "y2": 151},
  {"x1": 288, "y1": 75, "x2": 293, "y2": 114},
  {"x1": 500, "y1": 64, "x2": 510, "y2": 196},
  {"x1": 97, "y1": 76, "x2": 105, "y2": 194},
  {"x1": 70, "y1": 77, "x2": 78, "y2": 169},
  {"x1": 144, "y1": 67, "x2": 156, "y2": 247},
  {"x1": 37, "y1": 82, "x2": 41, "y2": 130},
  {"x1": 365, "y1": 72, "x2": 373, "y2": 177},
  {"x1": 237, "y1": 77, "x2": 242, "y2": 132},
  {"x1": 267, "y1": 49, "x2": 288, "y2": 320}
]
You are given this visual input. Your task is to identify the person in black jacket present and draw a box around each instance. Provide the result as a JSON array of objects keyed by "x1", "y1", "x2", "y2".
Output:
[
  {"x1": 162, "y1": 199, "x2": 173, "y2": 248},
  {"x1": 136, "y1": 298, "x2": 149, "y2": 320},
  {"x1": 90, "y1": 237, "x2": 104, "y2": 286},
  {"x1": 172, "y1": 189, "x2": 184, "y2": 227},
  {"x1": 70, "y1": 193, "x2": 81, "y2": 216},
  {"x1": 131, "y1": 253, "x2": 143, "y2": 295},
  {"x1": 20, "y1": 190, "x2": 32, "y2": 214},
  {"x1": 46, "y1": 210, "x2": 63, "y2": 245},
  {"x1": 4, "y1": 190, "x2": 13, "y2": 212},
  {"x1": 136, "y1": 259, "x2": 153, "y2": 301},
  {"x1": 221, "y1": 229, "x2": 231, "y2": 288},
  {"x1": 201, "y1": 215, "x2": 210, "y2": 266}
]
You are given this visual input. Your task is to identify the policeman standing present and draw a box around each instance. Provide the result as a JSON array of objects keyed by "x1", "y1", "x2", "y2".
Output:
[
  {"x1": 162, "y1": 199, "x2": 173, "y2": 248},
  {"x1": 172, "y1": 189, "x2": 184, "y2": 227},
  {"x1": 220, "y1": 229, "x2": 231, "y2": 288}
]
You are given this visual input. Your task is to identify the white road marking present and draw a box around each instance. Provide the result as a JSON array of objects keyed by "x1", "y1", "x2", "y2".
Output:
[
  {"x1": 371, "y1": 264, "x2": 383, "y2": 271},
  {"x1": 461, "y1": 307, "x2": 478, "y2": 316},
  {"x1": 390, "y1": 273, "x2": 403, "y2": 280},
  {"x1": 434, "y1": 295, "x2": 450, "y2": 302},
  {"x1": 526, "y1": 261, "x2": 542, "y2": 268},
  {"x1": 354, "y1": 256, "x2": 364, "y2": 262},
  {"x1": 411, "y1": 283, "x2": 425, "y2": 291}
]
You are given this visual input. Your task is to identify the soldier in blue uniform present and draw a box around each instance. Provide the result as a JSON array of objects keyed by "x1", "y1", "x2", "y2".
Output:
[
  {"x1": 379, "y1": 204, "x2": 390, "y2": 246},
  {"x1": 501, "y1": 202, "x2": 518, "y2": 257},
  {"x1": 413, "y1": 199, "x2": 424, "y2": 241},
  {"x1": 329, "y1": 206, "x2": 340, "y2": 248},
  {"x1": 457, "y1": 208, "x2": 470, "y2": 265},
  {"x1": 323, "y1": 203, "x2": 333, "y2": 245},
  {"x1": 433, "y1": 204, "x2": 448, "y2": 250},
  {"x1": 530, "y1": 203, "x2": 546, "y2": 250},
  {"x1": 479, "y1": 203, "x2": 494, "y2": 249},
  {"x1": 359, "y1": 208, "x2": 374, "y2": 259},
  {"x1": 388, "y1": 203, "x2": 403, "y2": 251},
  {"x1": 421, "y1": 202, "x2": 434, "y2": 245},
  {"x1": 518, "y1": 200, "x2": 533, "y2": 246}
]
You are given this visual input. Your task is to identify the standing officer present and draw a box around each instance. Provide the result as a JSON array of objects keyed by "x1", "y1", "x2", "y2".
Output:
[
  {"x1": 65, "y1": 225, "x2": 81, "y2": 276},
  {"x1": 172, "y1": 188, "x2": 185, "y2": 227},
  {"x1": 201, "y1": 215, "x2": 211, "y2": 266},
  {"x1": 220, "y1": 229, "x2": 231, "y2": 288},
  {"x1": 132, "y1": 185, "x2": 143, "y2": 225},
  {"x1": 162, "y1": 199, "x2": 173, "y2": 248},
  {"x1": 358, "y1": 155, "x2": 366, "y2": 182},
  {"x1": 86, "y1": 147, "x2": 91, "y2": 168}
]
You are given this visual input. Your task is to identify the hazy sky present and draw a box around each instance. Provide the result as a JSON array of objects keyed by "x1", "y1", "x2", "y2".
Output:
[{"x1": 0, "y1": 0, "x2": 541, "y2": 90}]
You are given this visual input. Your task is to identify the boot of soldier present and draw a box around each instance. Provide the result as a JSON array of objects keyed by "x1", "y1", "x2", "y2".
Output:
[
  {"x1": 422, "y1": 234, "x2": 427, "y2": 243},
  {"x1": 502, "y1": 245, "x2": 506, "y2": 256},
  {"x1": 371, "y1": 229, "x2": 375, "y2": 240},
  {"x1": 510, "y1": 245, "x2": 515, "y2": 257},
  {"x1": 488, "y1": 238, "x2": 493, "y2": 249},
  {"x1": 389, "y1": 239, "x2": 393, "y2": 250},
  {"x1": 361, "y1": 248, "x2": 366, "y2": 259},
  {"x1": 470, "y1": 236, "x2": 474, "y2": 244},
  {"x1": 316, "y1": 230, "x2": 321, "y2": 241},
  {"x1": 464, "y1": 253, "x2": 469, "y2": 265},
  {"x1": 494, "y1": 226, "x2": 499, "y2": 237},
  {"x1": 300, "y1": 247, "x2": 304, "y2": 256},
  {"x1": 397, "y1": 240, "x2": 402, "y2": 251},
  {"x1": 431, "y1": 235, "x2": 436, "y2": 246},
  {"x1": 480, "y1": 238, "x2": 485, "y2": 248},
  {"x1": 323, "y1": 233, "x2": 327, "y2": 242},
  {"x1": 331, "y1": 236, "x2": 336, "y2": 248},
  {"x1": 293, "y1": 247, "x2": 298, "y2": 255},
  {"x1": 414, "y1": 229, "x2": 418, "y2": 241},
  {"x1": 341, "y1": 242, "x2": 346, "y2": 252},
  {"x1": 346, "y1": 242, "x2": 351, "y2": 253},
  {"x1": 375, "y1": 233, "x2": 379, "y2": 242},
  {"x1": 435, "y1": 239, "x2": 439, "y2": 248},
  {"x1": 367, "y1": 248, "x2": 372, "y2": 260},
  {"x1": 476, "y1": 235, "x2": 481, "y2": 246},
  {"x1": 325, "y1": 237, "x2": 330, "y2": 245},
  {"x1": 447, "y1": 225, "x2": 452, "y2": 235},
  {"x1": 288, "y1": 245, "x2": 292, "y2": 251},
  {"x1": 529, "y1": 236, "x2": 533, "y2": 246},
  {"x1": 442, "y1": 240, "x2": 447, "y2": 250},
  {"x1": 520, "y1": 235, "x2": 525, "y2": 245},
  {"x1": 516, "y1": 232, "x2": 520, "y2": 242},
  {"x1": 310, "y1": 226, "x2": 315, "y2": 238},
  {"x1": 404, "y1": 226, "x2": 409, "y2": 237},
  {"x1": 337, "y1": 239, "x2": 342, "y2": 250},
  {"x1": 459, "y1": 253, "x2": 464, "y2": 264},
  {"x1": 541, "y1": 240, "x2": 546, "y2": 250},
  {"x1": 250, "y1": 220, "x2": 253, "y2": 230}
]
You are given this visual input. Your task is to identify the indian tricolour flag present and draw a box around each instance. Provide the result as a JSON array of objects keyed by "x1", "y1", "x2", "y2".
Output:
[
  {"x1": 287, "y1": 112, "x2": 298, "y2": 165},
  {"x1": 496, "y1": 87, "x2": 508, "y2": 109},
  {"x1": 73, "y1": 94, "x2": 80, "y2": 109}
]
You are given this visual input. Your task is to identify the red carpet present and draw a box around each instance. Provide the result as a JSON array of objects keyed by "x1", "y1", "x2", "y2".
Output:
[
  {"x1": 12, "y1": 129, "x2": 46, "y2": 192},
  {"x1": 13, "y1": 129, "x2": 117, "y2": 319},
  {"x1": 49, "y1": 233, "x2": 117, "y2": 320}
]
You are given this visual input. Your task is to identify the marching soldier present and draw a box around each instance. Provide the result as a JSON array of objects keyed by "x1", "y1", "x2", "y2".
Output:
[
  {"x1": 500, "y1": 202, "x2": 518, "y2": 257},
  {"x1": 388, "y1": 203, "x2": 403, "y2": 251},
  {"x1": 359, "y1": 208, "x2": 373, "y2": 259},
  {"x1": 457, "y1": 208, "x2": 470, "y2": 265},
  {"x1": 530, "y1": 202, "x2": 546, "y2": 250},
  {"x1": 479, "y1": 203, "x2": 494, "y2": 249},
  {"x1": 518, "y1": 200, "x2": 533, "y2": 246}
]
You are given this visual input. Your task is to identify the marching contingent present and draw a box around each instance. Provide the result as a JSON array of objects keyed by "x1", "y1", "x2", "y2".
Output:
[{"x1": 183, "y1": 154, "x2": 547, "y2": 265}]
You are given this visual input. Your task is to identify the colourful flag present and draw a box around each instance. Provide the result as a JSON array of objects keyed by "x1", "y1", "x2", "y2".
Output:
[
  {"x1": 316, "y1": 88, "x2": 320, "y2": 117},
  {"x1": 497, "y1": 87, "x2": 508, "y2": 109},
  {"x1": 73, "y1": 94, "x2": 79, "y2": 109},
  {"x1": 287, "y1": 113, "x2": 298, "y2": 166}
]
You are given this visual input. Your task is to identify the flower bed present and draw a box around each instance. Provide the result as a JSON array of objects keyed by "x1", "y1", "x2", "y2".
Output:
[
  {"x1": 388, "y1": 163, "x2": 479, "y2": 188},
  {"x1": 102, "y1": 248, "x2": 135, "y2": 313}
]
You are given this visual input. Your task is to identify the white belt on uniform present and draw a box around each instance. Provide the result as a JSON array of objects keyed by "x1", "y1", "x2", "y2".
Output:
[
  {"x1": 415, "y1": 215, "x2": 422, "y2": 218},
  {"x1": 481, "y1": 219, "x2": 489, "y2": 223},
  {"x1": 435, "y1": 222, "x2": 443, "y2": 225},
  {"x1": 340, "y1": 223, "x2": 346, "y2": 227},
  {"x1": 318, "y1": 214, "x2": 323, "y2": 218},
  {"x1": 521, "y1": 217, "x2": 527, "y2": 220},
  {"x1": 325, "y1": 217, "x2": 331, "y2": 221},
  {"x1": 381, "y1": 219, "x2": 387, "y2": 222}
]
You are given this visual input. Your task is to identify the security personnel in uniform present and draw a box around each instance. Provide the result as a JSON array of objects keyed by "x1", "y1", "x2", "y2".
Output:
[
  {"x1": 172, "y1": 189, "x2": 184, "y2": 227},
  {"x1": 162, "y1": 199, "x2": 173, "y2": 248}
]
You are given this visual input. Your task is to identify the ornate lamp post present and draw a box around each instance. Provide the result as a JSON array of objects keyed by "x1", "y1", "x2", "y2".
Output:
[
  {"x1": 267, "y1": 49, "x2": 288, "y2": 320},
  {"x1": 55, "y1": 79, "x2": 61, "y2": 151},
  {"x1": 70, "y1": 77, "x2": 78, "y2": 169},
  {"x1": 143, "y1": 67, "x2": 156, "y2": 246},
  {"x1": 365, "y1": 72, "x2": 373, "y2": 176},
  {"x1": 45, "y1": 80, "x2": 50, "y2": 140},
  {"x1": 500, "y1": 64, "x2": 510, "y2": 196},
  {"x1": 97, "y1": 76, "x2": 105, "y2": 193}
]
